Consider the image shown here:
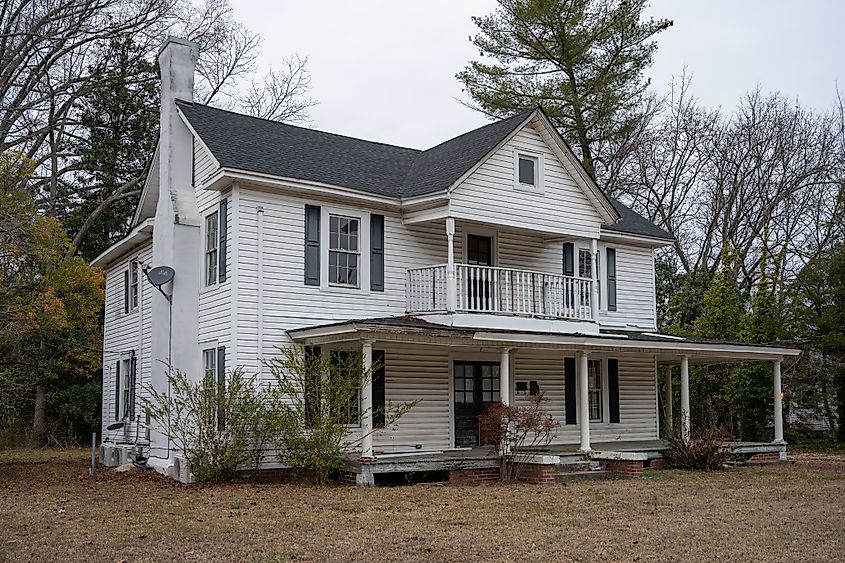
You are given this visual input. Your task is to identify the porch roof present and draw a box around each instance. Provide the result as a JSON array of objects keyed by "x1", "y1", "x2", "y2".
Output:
[{"x1": 286, "y1": 315, "x2": 800, "y2": 363}]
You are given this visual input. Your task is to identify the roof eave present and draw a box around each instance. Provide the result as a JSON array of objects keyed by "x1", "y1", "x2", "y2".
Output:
[{"x1": 90, "y1": 218, "x2": 154, "y2": 268}]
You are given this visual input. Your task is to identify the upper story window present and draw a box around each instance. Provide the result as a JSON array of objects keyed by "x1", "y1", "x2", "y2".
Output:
[
  {"x1": 205, "y1": 211, "x2": 219, "y2": 287},
  {"x1": 329, "y1": 214, "x2": 360, "y2": 288},
  {"x1": 513, "y1": 150, "x2": 543, "y2": 193},
  {"x1": 518, "y1": 156, "x2": 536, "y2": 186}
]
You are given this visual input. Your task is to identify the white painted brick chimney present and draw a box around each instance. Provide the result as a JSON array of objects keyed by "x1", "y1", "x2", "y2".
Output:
[{"x1": 149, "y1": 36, "x2": 202, "y2": 472}]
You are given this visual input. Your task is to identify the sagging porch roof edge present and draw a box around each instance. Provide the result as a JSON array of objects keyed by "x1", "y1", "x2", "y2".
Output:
[{"x1": 286, "y1": 317, "x2": 801, "y2": 363}]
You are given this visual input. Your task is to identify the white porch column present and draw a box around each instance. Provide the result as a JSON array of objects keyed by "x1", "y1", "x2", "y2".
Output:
[
  {"x1": 590, "y1": 238, "x2": 599, "y2": 323},
  {"x1": 773, "y1": 359, "x2": 784, "y2": 444},
  {"x1": 500, "y1": 348, "x2": 512, "y2": 405},
  {"x1": 577, "y1": 351, "x2": 591, "y2": 451},
  {"x1": 361, "y1": 340, "x2": 374, "y2": 459},
  {"x1": 680, "y1": 356, "x2": 690, "y2": 442},
  {"x1": 664, "y1": 365, "x2": 673, "y2": 433},
  {"x1": 445, "y1": 217, "x2": 456, "y2": 312}
]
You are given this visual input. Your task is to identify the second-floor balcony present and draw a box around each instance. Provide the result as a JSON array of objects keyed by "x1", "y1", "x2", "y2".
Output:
[{"x1": 406, "y1": 264, "x2": 595, "y2": 321}]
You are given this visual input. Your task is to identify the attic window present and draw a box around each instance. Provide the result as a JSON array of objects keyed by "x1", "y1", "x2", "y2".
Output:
[
  {"x1": 518, "y1": 156, "x2": 536, "y2": 186},
  {"x1": 513, "y1": 151, "x2": 543, "y2": 193}
]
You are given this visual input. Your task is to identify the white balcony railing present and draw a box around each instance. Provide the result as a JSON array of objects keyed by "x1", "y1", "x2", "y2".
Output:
[{"x1": 406, "y1": 264, "x2": 594, "y2": 321}]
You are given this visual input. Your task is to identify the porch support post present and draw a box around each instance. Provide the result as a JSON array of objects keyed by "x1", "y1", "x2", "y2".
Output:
[
  {"x1": 590, "y1": 238, "x2": 599, "y2": 323},
  {"x1": 500, "y1": 348, "x2": 512, "y2": 406},
  {"x1": 680, "y1": 356, "x2": 690, "y2": 442},
  {"x1": 664, "y1": 365, "x2": 673, "y2": 433},
  {"x1": 361, "y1": 339, "x2": 374, "y2": 459},
  {"x1": 773, "y1": 359, "x2": 785, "y2": 445},
  {"x1": 577, "y1": 350, "x2": 591, "y2": 452},
  {"x1": 446, "y1": 217, "x2": 456, "y2": 312}
]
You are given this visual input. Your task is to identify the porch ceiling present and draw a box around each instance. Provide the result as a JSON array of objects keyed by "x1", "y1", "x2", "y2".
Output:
[{"x1": 286, "y1": 315, "x2": 800, "y2": 363}]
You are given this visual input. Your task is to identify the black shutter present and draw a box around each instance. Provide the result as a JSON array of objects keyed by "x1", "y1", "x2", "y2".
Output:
[
  {"x1": 564, "y1": 357, "x2": 576, "y2": 424},
  {"x1": 606, "y1": 248, "x2": 617, "y2": 311},
  {"x1": 563, "y1": 243, "x2": 574, "y2": 277},
  {"x1": 608, "y1": 358, "x2": 620, "y2": 423},
  {"x1": 218, "y1": 199, "x2": 228, "y2": 282},
  {"x1": 114, "y1": 360, "x2": 121, "y2": 421},
  {"x1": 370, "y1": 214, "x2": 385, "y2": 292},
  {"x1": 123, "y1": 270, "x2": 130, "y2": 314},
  {"x1": 217, "y1": 346, "x2": 226, "y2": 431},
  {"x1": 304, "y1": 346, "x2": 321, "y2": 426},
  {"x1": 304, "y1": 205, "x2": 321, "y2": 286},
  {"x1": 129, "y1": 352, "x2": 137, "y2": 421},
  {"x1": 373, "y1": 350, "x2": 386, "y2": 428}
]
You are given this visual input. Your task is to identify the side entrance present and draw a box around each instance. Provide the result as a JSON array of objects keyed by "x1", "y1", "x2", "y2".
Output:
[{"x1": 453, "y1": 361, "x2": 501, "y2": 447}]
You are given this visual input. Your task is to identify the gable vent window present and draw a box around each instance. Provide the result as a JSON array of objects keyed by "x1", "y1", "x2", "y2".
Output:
[
  {"x1": 329, "y1": 214, "x2": 360, "y2": 287},
  {"x1": 518, "y1": 156, "x2": 536, "y2": 186}
]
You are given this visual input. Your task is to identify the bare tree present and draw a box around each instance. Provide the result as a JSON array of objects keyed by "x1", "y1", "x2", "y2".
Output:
[{"x1": 239, "y1": 56, "x2": 315, "y2": 123}]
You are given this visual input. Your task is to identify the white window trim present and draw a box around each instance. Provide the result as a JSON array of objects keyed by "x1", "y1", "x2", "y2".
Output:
[
  {"x1": 118, "y1": 351, "x2": 133, "y2": 420},
  {"x1": 202, "y1": 208, "x2": 220, "y2": 290},
  {"x1": 319, "y1": 205, "x2": 370, "y2": 293},
  {"x1": 512, "y1": 148, "x2": 544, "y2": 194},
  {"x1": 128, "y1": 258, "x2": 140, "y2": 313},
  {"x1": 461, "y1": 226, "x2": 498, "y2": 266}
]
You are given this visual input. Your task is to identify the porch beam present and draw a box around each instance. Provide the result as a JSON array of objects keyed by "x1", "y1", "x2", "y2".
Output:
[
  {"x1": 361, "y1": 339, "x2": 374, "y2": 459},
  {"x1": 577, "y1": 350, "x2": 591, "y2": 451},
  {"x1": 773, "y1": 359, "x2": 785, "y2": 446},
  {"x1": 680, "y1": 356, "x2": 690, "y2": 442},
  {"x1": 446, "y1": 217, "x2": 456, "y2": 312},
  {"x1": 664, "y1": 366, "x2": 673, "y2": 433},
  {"x1": 500, "y1": 347, "x2": 512, "y2": 405}
]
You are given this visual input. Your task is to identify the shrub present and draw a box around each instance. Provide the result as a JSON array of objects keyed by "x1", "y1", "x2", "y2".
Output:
[
  {"x1": 478, "y1": 393, "x2": 559, "y2": 481},
  {"x1": 144, "y1": 368, "x2": 278, "y2": 483},
  {"x1": 266, "y1": 346, "x2": 416, "y2": 485},
  {"x1": 664, "y1": 426, "x2": 729, "y2": 470}
]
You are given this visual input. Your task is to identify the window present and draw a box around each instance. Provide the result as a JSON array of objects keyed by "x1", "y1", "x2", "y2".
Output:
[
  {"x1": 120, "y1": 356, "x2": 132, "y2": 419},
  {"x1": 203, "y1": 347, "x2": 226, "y2": 430},
  {"x1": 203, "y1": 348, "x2": 217, "y2": 380},
  {"x1": 129, "y1": 259, "x2": 139, "y2": 311},
  {"x1": 518, "y1": 156, "x2": 536, "y2": 186},
  {"x1": 331, "y1": 350, "x2": 360, "y2": 425},
  {"x1": 328, "y1": 215, "x2": 360, "y2": 287},
  {"x1": 588, "y1": 359, "x2": 603, "y2": 422},
  {"x1": 578, "y1": 248, "x2": 592, "y2": 278},
  {"x1": 205, "y1": 211, "x2": 219, "y2": 287}
]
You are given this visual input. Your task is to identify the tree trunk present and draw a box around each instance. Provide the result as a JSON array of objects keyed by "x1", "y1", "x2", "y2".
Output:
[{"x1": 32, "y1": 384, "x2": 47, "y2": 445}]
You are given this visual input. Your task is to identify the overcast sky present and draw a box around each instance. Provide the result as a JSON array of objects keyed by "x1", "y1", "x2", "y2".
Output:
[{"x1": 231, "y1": 0, "x2": 844, "y2": 149}]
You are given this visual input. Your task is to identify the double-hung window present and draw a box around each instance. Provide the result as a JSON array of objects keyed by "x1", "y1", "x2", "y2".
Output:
[
  {"x1": 588, "y1": 359, "x2": 603, "y2": 422},
  {"x1": 129, "y1": 259, "x2": 139, "y2": 311},
  {"x1": 205, "y1": 211, "x2": 219, "y2": 287},
  {"x1": 328, "y1": 215, "x2": 360, "y2": 287},
  {"x1": 331, "y1": 350, "x2": 360, "y2": 426}
]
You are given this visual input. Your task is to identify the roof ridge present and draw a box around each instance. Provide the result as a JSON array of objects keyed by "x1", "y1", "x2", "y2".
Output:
[{"x1": 176, "y1": 99, "x2": 422, "y2": 154}]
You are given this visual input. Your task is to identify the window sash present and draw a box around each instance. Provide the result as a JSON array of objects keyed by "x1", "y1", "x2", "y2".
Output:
[
  {"x1": 121, "y1": 358, "x2": 131, "y2": 419},
  {"x1": 588, "y1": 360, "x2": 603, "y2": 422},
  {"x1": 205, "y1": 212, "x2": 219, "y2": 287},
  {"x1": 328, "y1": 214, "x2": 360, "y2": 287},
  {"x1": 518, "y1": 156, "x2": 536, "y2": 186},
  {"x1": 203, "y1": 348, "x2": 217, "y2": 380},
  {"x1": 129, "y1": 260, "x2": 139, "y2": 310}
]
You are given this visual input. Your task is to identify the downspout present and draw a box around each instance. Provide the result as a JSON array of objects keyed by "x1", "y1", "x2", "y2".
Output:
[{"x1": 257, "y1": 206, "x2": 264, "y2": 375}]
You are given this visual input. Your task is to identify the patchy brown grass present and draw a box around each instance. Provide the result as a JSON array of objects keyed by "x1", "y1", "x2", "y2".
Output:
[{"x1": 1, "y1": 449, "x2": 843, "y2": 562}]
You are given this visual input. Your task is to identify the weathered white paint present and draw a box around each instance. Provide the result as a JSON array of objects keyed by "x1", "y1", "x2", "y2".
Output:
[
  {"x1": 773, "y1": 359, "x2": 784, "y2": 445},
  {"x1": 680, "y1": 356, "x2": 690, "y2": 442},
  {"x1": 361, "y1": 340, "x2": 374, "y2": 458}
]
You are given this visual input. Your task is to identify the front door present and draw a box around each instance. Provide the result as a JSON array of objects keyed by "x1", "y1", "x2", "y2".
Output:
[
  {"x1": 453, "y1": 361, "x2": 501, "y2": 447},
  {"x1": 466, "y1": 234, "x2": 493, "y2": 310}
]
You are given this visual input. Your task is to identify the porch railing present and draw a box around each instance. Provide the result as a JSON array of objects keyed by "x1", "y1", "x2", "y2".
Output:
[{"x1": 406, "y1": 264, "x2": 594, "y2": 321}]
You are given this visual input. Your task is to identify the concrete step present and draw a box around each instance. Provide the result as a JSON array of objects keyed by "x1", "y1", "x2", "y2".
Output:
[
  {"x1": 555, "y1": 470, "x2": 612, "y2": 483},
  {"x1": 555, "y1": 460, "x2": 604, "y2": 474}
]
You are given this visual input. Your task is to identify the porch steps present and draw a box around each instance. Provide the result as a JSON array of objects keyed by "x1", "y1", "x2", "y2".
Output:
[{"x1": 554, "y1": 460, "x2": 612, "y2": 483}]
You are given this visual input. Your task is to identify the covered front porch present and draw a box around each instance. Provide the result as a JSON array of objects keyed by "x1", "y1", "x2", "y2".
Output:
[{"x1": 287, "y1": 316, "x2": 799, "y2": 484}]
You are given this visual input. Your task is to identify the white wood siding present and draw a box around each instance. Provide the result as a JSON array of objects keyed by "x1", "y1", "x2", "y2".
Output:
[
  {"x1": 598, "y1": 242, "x2": 657, "y2": 330},
  {"x1": 101, "y1": 242, "x2": 153, "y2": 445},
  {"x1": 448, "y1": 122, "x2": 603, "y2": 239}
]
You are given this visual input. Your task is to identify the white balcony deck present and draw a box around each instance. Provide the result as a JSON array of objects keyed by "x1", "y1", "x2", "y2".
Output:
[{"x1": 406, "y1": 264, "x2": 594, "y2": 321}]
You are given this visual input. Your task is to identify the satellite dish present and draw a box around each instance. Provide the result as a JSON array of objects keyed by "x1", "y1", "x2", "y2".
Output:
[
  {"x1": 147, "y1": 266, "x2": 175, "y2": 287},
  {"x1": 106, "y1": 421, "x2": 125, "y2": 431}
]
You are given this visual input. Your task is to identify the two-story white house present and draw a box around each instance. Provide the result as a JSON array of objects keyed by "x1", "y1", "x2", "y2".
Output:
[{"x1": 94, "y1": 37, "x2": 798, "y2": 483}]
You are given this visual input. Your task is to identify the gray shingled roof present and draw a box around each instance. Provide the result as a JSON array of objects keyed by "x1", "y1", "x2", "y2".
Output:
[{"x1": 179, "y1": 101, "x2": 671, "y2": 240}]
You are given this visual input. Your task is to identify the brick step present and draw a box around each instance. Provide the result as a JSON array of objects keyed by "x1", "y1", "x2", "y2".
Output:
[
  {"x1": 555, "y1": 460, "x2": 603, "y2": 474},
  {"x1": 555, "y1": 470, "x2": 612, "y2": 483}
]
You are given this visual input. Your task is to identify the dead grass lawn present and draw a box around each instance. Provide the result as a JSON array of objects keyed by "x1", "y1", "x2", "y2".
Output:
[{"x1": 1, "y1": 448, "x2": 843, "y2": 562}]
